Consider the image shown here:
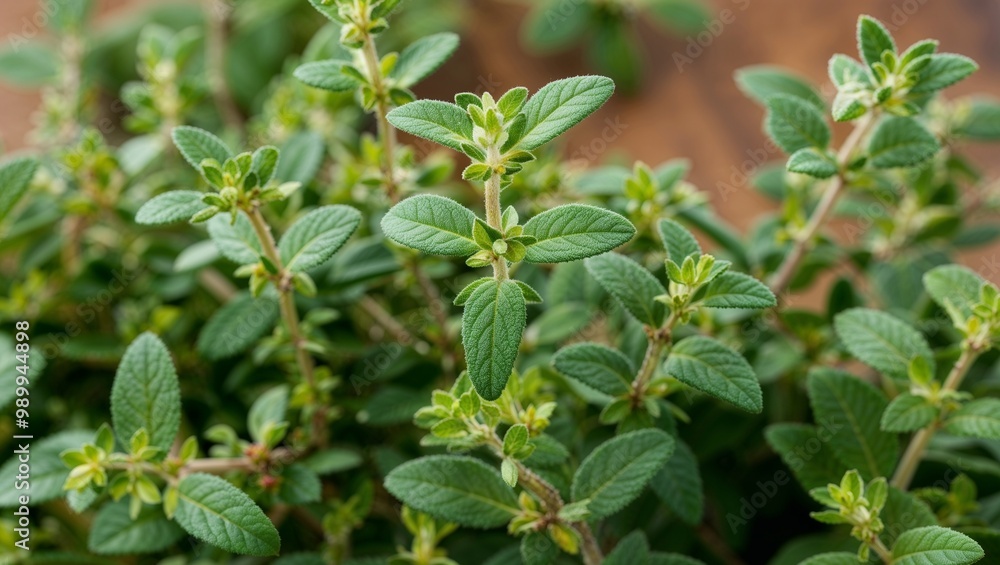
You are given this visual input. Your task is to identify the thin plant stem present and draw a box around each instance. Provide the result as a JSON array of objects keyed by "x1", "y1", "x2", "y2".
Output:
[
  {"x1": 485, "y1": 144, "x2": 509, "y2": 280},
  {"x1": 360, "y1": 33, "x2": 400, "y2": 204}
]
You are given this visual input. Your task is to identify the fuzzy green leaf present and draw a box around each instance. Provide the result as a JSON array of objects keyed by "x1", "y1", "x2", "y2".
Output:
[
  {"x1": 208, "y1": 214, "x2": 262, "y2": 264},
  {"x1": 276, "y1": 131, "x2": 325, "y2": 184},
  {"x1": 197, "y1": 293, "x2": 278, "y2": 361},
  {"x1": 294, "y1": 60, "x2": 358, "y2": 92},
  {"x1": 911, "y1": 54, "x2": 978, "y2": 94},
  {"x1": 834, "y1": 308, "x2": 934, "y2": 381},
  {"x1": 381, "y1": 194, "x2": 479, "y2": 256},
  {"x1": 247, "y1": 385, "x2": 289, "y2": 444},
  {"x1": 604, "y1": 531, "x2": 650, "y2": 565},
  {"x1": 110, "y1": 333, "x2": 181, "y2": 451},
  {"x1": 658, "y1": 219, "x2": 701, "y2": 263},
  {"x1": 945, "y1": 399, "x2": 1000, "y2": 440},
  {"x1": 278, "y1": 464, "x2": 322, "y2": 505},
  {"x1": 867, "y1": 116, "x2": 940, "y2": 169},
  {"x1": 734, "y1": 65, "x2": 825, "y2": 109},
  {"x1": 650, "y1": 441, "x2": 703, "y2": 525},
  {"x1": 891, "y1": 526, "x2": 984, "y2": 565},
  {"x1": 136, "y1": 190, "x2": 209, "y2": 225},
  {"x1": 522, "y1": 204, "x2": 635, "y2": 263},
  {"x1": 765, "y1": 93, "x2": 831, "y2": 153},
  {"x1": 461, "y1": 280, "x2": 526, "y2": 400},
  {"x1": 521, "y1": 531, "x2": 559, "y2": 565},
  {"x1": 571, "y1": 429, "x2": 675, "y2": 519},
  {"x1": 857, "y1": 15, "x2": 896, "y2": 69},
  {"x1": 882, "y1": 393, "x2": 937, "y2": 433},
  {"x1": 552, "y1": 342, "x2": 634, "y2": 396},
  {"x1": 175, "y1": 473, "x2": 280, "y2": 556},
  {"x1": 386, "y1": 100, "x2": 473, "y2": 151},
  {"x1": 699, "y1": 272, "x2": 777, "y2": 309},
  {"x1": 953, "y1": 98, "x2": 1000, "y2": 141},
  {"x1": 807, "y1": 368, "x2": 898, "y2": 479},
  {"x1": 89, "y1": 500, "x2": 185, "y2": 555},
  {"x1": 390, "y1": 32, "x2": 459, "y2": 88},
  {"x1": 517, "y1": 76, "x2": 615, "y2": 150},
  {"x1": 384, "y1": 455, "x2": 520, "y2": 528},
  {"x1": 665, "y1": 336, "x2": 763, "y2": 413},
  {"x1": 923, "y1": 265, "x2": 984, "y2": 325},
  {"x1": 585, "y1": 253, "x2": 666, "y2": 326},
  {"x1": 787, "y1": 147, "x2": 838, "y2": 179},
  {"x1": 279, "y1": 205, "x2": 361, "y2": 272},
  {"x1": 0, "y1": 157, "x2": 38, "y2": 224},
  {"x1": 0, "y1": 430, "x2": 94, "y2": 507},
  {"x1": 171, "y1": 126, "x2": 232, "y2": 170},
  {"x1": 765, "y1": 423, "x2": 845, "y2": 491}
]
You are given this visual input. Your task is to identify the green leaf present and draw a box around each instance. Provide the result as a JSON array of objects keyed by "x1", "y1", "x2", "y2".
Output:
[
  {"x1": 381, "y1": 194, "x2": 479, "y2": 256},
  {"x1": 0, "y1": 43, "x2": 59, "y2": 85},
  {"x1": 911, "y1": 54, "x2": 978, "y2": 94},
  {"x1": 882, "y1": 393, "x2": 937, "y2": 433},
  {"x1": 604, "y1": 531, "x2": 650, "y2": 565},
  {"x1": 208, "y1": 214, "x2": 263, "y2": 264},
  {"x1": 798, "y1": 554, "x2": 858, "y2": 565},
  {"x1": 699, "y1": 272, "x2": 777, "y2": 309},
  {"x1": 734, "y1": 65, "x2": 825, "y2": 109},
  {"x1": 294, "y1": 59, "x2": 358, "y2": 92},
  {"x1": 197, "y1": 293, "x2": 279, "y2": 361},
  {"x1": 552, "y1": 342, "x2": 634, "y2": 396},
  {"x1": 110, "y1": 333, "x2": 181, "y2": 452},
  {"x1": 650, "y1": 441, "x2": 703, "y2": 525},
  {"x1": 765, "y1": 94, "x2": 831, "y2": 153},
  {"x1": 0, "y1": 157, "x2": 38, "y2": 224},
  {"x1": 171, "y1": 126, "x2": 232, "y2": 170},
  {"x1": 135, "y1": 190, "x2": 208, "y2": 225},
  {"x1": 923, "y1": 265, "x2": 984, "y2": 325},
  {"x1": 386, "y1": 100, "x2": 474, "y2": 151},
  {"x1": 945, "y1": 399, "x2": 1000, "y2": 440},
  {"x1": 278, "y1": 205, "x2": 361, "y2": 272},
  {"x1": 806, "y1": 368, "x2": 898, "y2": 479},
  {"x1": 175, "y1": 473, "x2": 280, "y2": 556},
  {"x1": 857, "y1": 15, "x2": 896, "y2": 69},
  {"x1": 787, "y1": 148, "x2": 838, "y2": 179},
  {"x1": 517, "y1": 75, "x2": 615, "y2": 150},
  {"x1": 462, "y1": 280, "x2": 526, "y2": 400},
  {"x1": 390, "y1": 32, "x2": 459, "y2": 88},
  {"x1": 521, "y1": 531, "x2": 559, "y2": 565},
  {"x1": 867, "y1": 116, "x2": 940, "y2": 169},
  {"x1": 276, "y1": 131, "x2": 326, "y2": 184},
  {"x1": 571, "y1": 429, "x2": 675, "y2": 519},
  {"x1": 0, "y1": 430, "x2": 93, "y2": 507},
  {"x1": 834, "y1": 308, "x2": 934, "y2": 381},
  {"x1": 247, "y1": 385, "x2": 289, "y2": 444},
  {"x1": 953, "y1": 97, "x2": 1000, "y2": 141},
  {"x1": 891, "y1": 526, "x2": 984, "y2": 565},
  {"x1": 665, "y1": 336, "x2": 763, "y2": 413},
  {"x1": 384, "y1": 455, "x2": 520, "y2": 528},
  {"x1": 522, "y1": 204, "x2": 635, "y2": 263},
  {"x1": 649, "y1": 553, "x2": 706, "y2": 565},
  {"x1": 658, "y1": 219, "x2": 701, "y2": 263},
  {"x1": 765, "y1": 423, "x2": 845, "y2": 491},
  {"x1": 278, "y1": 464, "x2": 322, "y2": 505},
  {"x1": 88, "y1": 500, "x2": 185, "y2": 555},
  {"x1": 302, "y1": 449, "x2": 363, "y2": 475},
  {"x1": 585, "y1": 253, "x2": 667, "y2": 327}
]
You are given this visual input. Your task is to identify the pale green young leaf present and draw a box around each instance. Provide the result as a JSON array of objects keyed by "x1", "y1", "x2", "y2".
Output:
[
  {"x1": 197, "y1": 293, "x2": 279, "y2": 361},
  {"x1": 390, "y1": 32, "x2": 460, "y2": 88},
  {"x1": 522, "y1": 204, "x2": 635, "y2": 263},
  {"x1": 665, "y1": 336, "x2": 763, "y2": 413},
  {"x1": 551, "y1": 342, "x2": 634, "y2": 396},
  {"x1": 857, "y1": 15, "x2": 896, "y2": 69},
  {"x1": 734, "y1": 65, "x2": 825, "y2": 109},
  {"x1": 882, "y1": 393, "x2": 937, "y2": 433},
  {"x1": 891, "y1": 526, "x2": 984, "y2": 565},
  {"x1": 650, "y1": 441, "x2": 703, "y2": 525},
  {"x1": 828, "y1": 53, "x2": 869, "y2": 88},
  {"x1": 136, "y1": 191, "x2": 209, "y2": 225},
  {"x1": 517, "y1": 75, "x2": 615, "y2": 150},
  {"x1": 765, "y1": 93, "x2": 831, "y2": 153},
  {"x1": 571, "y1": 429, "x2": 675, "y2": 519},
  {"x1": 944, "y1": 399, "x2": 1000, "y2": 440},
  {"x1": 384, "y1": 455, "x2": 520, "y2": 528},
  {"x1": 867, "y1": 116, "x2": 940, "y2": 169},
  {"x1": 0, "y1": 430, "x2": 94, "y2": 507},
  {"x1": 279, "y1": 205, "x2": 361, "y2": 272},
  {"x1": 0, "y1": 157, "x2": 38, "y2": 223},
  {"x1": 604, "y1": 531, "x2": 650, "y2": 565},
  {"x1": 175, "y1": 473, "x2": 280, "y2": 556},
  {"x1": 658, "y1": 219, "x2": 701, "y2": 263},
  {"x1": 247, "y1": 385, "x2": 289, "y2": 444},
  {"x1": 88, "y1": 500, "x2": 185, "y2": 555},
  {"x1": 806, "y1": 368, "x2": 898, "y2": 479},
  {"x1": 461, "y1": 280, "x2": 526, "y2": 400},
  {"x1": 386, "y1": 100, "x2": 474, "y2": 151},
  {"x1": 765, "y1": 423, "x2": 844, "y2": 491},
  {"x1": 911, "y1": 54, "x2": 978, "y2": 94},
  {"x1": 171, "y1": 126, "x2": 232, "y2": 170},
  {"x1": 699, "y1": 272, "x2": 777, "y2": 309},
  {"x1": 787, "y1": 147, "x2": 838, "y2": 179},
  {"x1": 110, "y1": 333, "x2": 181, "y2": 452},
  {"x1": 381, "y1": 194, "x2": 479, "y2": 256},
  {"x1": 294, "y1": 60, "x2": 359, "y2": 92},
  {"x1": 834, "y1": 308, "x2": 935, "y2": 381},
  {"x1": 207, "y1": 214, "x2": 262, "y2": 264},
  {"x1": 923, "y1": 265, "x2": 984, "y2": 325},
  {"x1": 585, "y1": 253, "x2": 667, "y2": 327}
]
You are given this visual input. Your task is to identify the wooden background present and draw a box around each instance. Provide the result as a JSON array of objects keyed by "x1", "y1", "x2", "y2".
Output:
[{"x1": 2, "y1": 0, "x2": 998, "y2": 299}]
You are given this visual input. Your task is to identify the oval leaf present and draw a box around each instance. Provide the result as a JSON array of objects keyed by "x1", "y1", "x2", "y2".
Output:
[
  {"x1": 461, "y1": 280, "x2": 526, "y2": 400},
  {"x1": 523, "y1": 204, "x2": 635, "y2": 263},
  {"x1": 382, "y1": 194, "x2": 479, "y2": 256},
  {"x1": 279, "y1": 205, "x2": 361, "y2": 272},
  {"x1": 175, "y1": 473, "x2": 280, "y2": 556},
  {"x1": 110, "y1": 333, "x2": 181, "y2": 451},
  {"x1": 665, "y1": 336, "x2": 763, "y2": 413}
]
